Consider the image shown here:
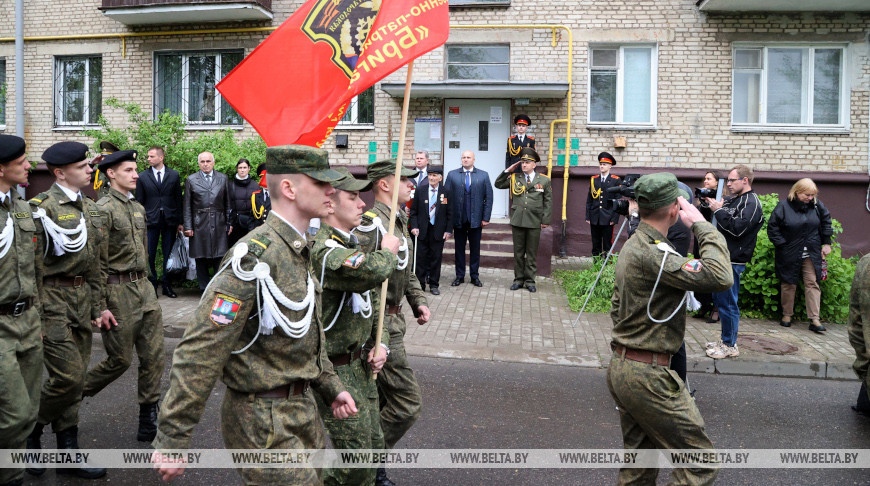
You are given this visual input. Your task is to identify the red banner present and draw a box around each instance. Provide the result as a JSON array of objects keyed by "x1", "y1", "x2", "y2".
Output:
[{"x1": 217, "y1": 0, "x2": 449, "y2": 147}]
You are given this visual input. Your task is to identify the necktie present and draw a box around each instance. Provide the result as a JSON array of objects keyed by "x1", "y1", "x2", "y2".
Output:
[
  {"x1": 206, "y1": 173, "x2": 212, "y2": 185},
  {"x1": 429, "y1": 188, "x2": 437, "y2": 226},
  {"x1": 418, "y1": 173, "x2": 425, "y2": 185},
  {"x1": 526, "y1": 174, "x2": 531, "y2": 184},
  {"x1": 464, "y1": 171, "x2": 470, "y2": 192},
  {"x1": 157, "y1": 171, "x2": 162, "y2": 185}
]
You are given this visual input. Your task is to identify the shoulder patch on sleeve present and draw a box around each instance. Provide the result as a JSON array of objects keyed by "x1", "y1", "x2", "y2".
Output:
[
  {"x1": 210, "y1": 293, "x2": 243, "y2": 327},
  {"x1": 682, "y1": 259, "x2": 703, "y2": 273},
  {"x1": 342, "y1": 251, "x2": 366, "y2": 269},
  {"x1": 247, "y1": 236, "x2": 271, "y2": 258}
]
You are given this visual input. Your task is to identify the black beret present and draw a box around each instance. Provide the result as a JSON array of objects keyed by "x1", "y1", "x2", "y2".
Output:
[
  {"x1": 519, "y1": 147, "x2": 540, "y2": 163},
  {"x1": 256, "y1": 163, "x2": 267, "y2": 176},
  {"x1": 99, "y1": 150, "x2": 137, "y2": 171},
  {"x1": 0, "y1": 135, "x2": 26, "y2": 164},
  {"x1": 428, "y1": 166, "x2": 443, "y2": 175},
  {"x1": 514, "y1": 114, "x2": 531, "y2": 125},
  {"x1": 42, "y1": 141, "x2": 89, "y2": 166},
  {"x1": 99, "y1": 141, "x2": 120, "y2": 155},
  {"x1": 597, "y1": 152, "x2": 616, "y2": 166}
]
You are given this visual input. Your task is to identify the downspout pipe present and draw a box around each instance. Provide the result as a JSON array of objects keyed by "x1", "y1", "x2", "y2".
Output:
[{"x1": 14, "y1": 0, "x2": 25, "y2": 198}]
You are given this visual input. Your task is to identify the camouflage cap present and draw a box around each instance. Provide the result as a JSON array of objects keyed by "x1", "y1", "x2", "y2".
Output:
[
  {"x1": 366, "y1": 158, "x2": 419, "y2": 182},
  {"x1": 332, "y1": 166, "x2": 373, "y2": 192},
  {"x1": 634, "y1": 172, "x2": 680, "y2": 210},
  {"x1": 265, "y1": 145, "x2": 342, "y2": 182}
]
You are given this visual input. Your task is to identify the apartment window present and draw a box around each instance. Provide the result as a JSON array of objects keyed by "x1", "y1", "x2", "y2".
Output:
[
  {"x1": 54, "y1": 56, "x2": 102, "y2": 126},
  {"x1": 0, "y1": 60, "x2": 6, "y2": 127},
  {"x1": 732, "y1": 45, "x2": 847, "y2": 131},
  {"x1": 588, "y1": 46, "x2": 656, "y2": 126},
  {"x1": 155, "y1": 50, "x2": 243, "y2": 126},
  {"x1": 446, "y1": 45, "x2": 509, "y2": 81},
  {"x1": 449, "y1": 0, "x2": 509, "y2": 5},
  {"x1": 338, "y1": 87, "x2": 374, "y2": 127}
]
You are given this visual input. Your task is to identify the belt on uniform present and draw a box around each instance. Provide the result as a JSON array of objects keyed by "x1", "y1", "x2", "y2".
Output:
[
  {"x1": 106, "y1": 271, "x2": 148, "y2": 284},
  {"x1": 254, "y1": 380, "x2": 310, "y2": 399},
  {"x1": 0, "y1": 298, "x2": 33, "y2": 316},
  {"x1": 612, "y1": 343, "x2": 671, "y2": 366},
  {"x1": 329, "y1": 348, "x2": 363, "y2": 367},
  {"x1": 386, "y1": 304, "x2": 403, "y2": 315},
  {"x1": 43, "y1": 275, "x2": 85, "y2": 288}
]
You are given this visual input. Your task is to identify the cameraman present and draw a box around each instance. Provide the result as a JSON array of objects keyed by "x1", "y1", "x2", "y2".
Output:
[{"x1": 702, "y1": 164, "x2": 764, "y2": 360}]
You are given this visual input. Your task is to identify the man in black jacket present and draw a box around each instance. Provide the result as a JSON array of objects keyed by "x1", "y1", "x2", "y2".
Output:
[
  {"x1": 585, "y1": 152, "x2": 621, "y2": 257},
  {"x1": 409, "y1": 167, "x2": 452, "y2": 295},
  {"x1": 135, "y1": 146, "x2": 183, "y2": 298},
  {"x1": 702, "y1": 164, "x2": 764, "y2": 359}
]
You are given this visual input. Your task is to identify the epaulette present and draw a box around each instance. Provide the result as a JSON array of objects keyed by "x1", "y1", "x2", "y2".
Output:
[
  {"x1": 610, "y1": 174, "x2": 620, "y2": 179},
  {"x1": 29, "y1": 192, "x2": 51, "y2": 206},
  {"x1": 510, "y1": 135, "x2": 517, "y2": 139},
  {"x1": 330, "y1": 234, "x2": 348, "y2": 247},
  {"x1": 528, "y1": 135, "x2": 535, "y2": 139},
  {"x1": 96, "y1": 197, "x2": 111, "y2": 207},
  {"x1": 592, "y1": 175, "x2": 600, "y2": 179},
  {"x1": 358, "y1": 211, "x2": 377, "y2": 228},
  {"x1": 246, "y1": 235, "x2": 272, "y2": 258}
]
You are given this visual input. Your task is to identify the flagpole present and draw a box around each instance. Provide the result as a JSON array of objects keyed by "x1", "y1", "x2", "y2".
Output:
[{"x1": 373, "y1": 60, "x2": 415, "y2": 376}]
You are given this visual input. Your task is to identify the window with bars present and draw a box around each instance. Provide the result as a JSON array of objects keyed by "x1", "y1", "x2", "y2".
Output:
[
  {"x1": 588, "y1": 46, "x2": 656, "y2": 126},
  {"x1": 446, "y1": 44, "x2": 510, "y2": 81},
  {"x1": 54, "y1": 56, "x2": 102, "y2": 126},
  {"x1": 732, "y1": 45, "x2": 847, "y2": 130},
  {"x1": 0, "y1": 59, "x2": 6, "y2": 126},
  {"x1": 154, "y1": 50, "x2": 243, "y2": 126},
  {"x1": 338, "y1": 87, "x2": 374, "y2": 127}
]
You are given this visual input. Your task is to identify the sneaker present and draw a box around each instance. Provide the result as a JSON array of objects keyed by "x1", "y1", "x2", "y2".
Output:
[
  {"x1": 705, "y1": 340, "x2": 722, "y2": 350},
  {"x1": 707, "y1": 344, "x2": 739, "y2": 359}
]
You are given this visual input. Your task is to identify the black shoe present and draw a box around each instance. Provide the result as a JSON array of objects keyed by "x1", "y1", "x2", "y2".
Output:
[
  {"x1": 809, "y1": 322, "x2": 827, "y2": 334},
  {"x1": 25, "y1": 423, "x2": 45, "y2": 477},
  {"x1": 706, "y1": 311, "x2": 719, "y2": 324},
  {"x1": 430, "y1": 287, "x2": 440, "y2": 295},
  {"x1": 376, "y1": 466, "x2": 396, "y2": 486},
  {"x1": 162, "y1": 285, "x2": 177, "y2": 298},
  {"x1": 527, "y1": 285, "x2": 537, "y2": 293},
  {"x1": 471, "y1": 278, "x2": 483, "y2": 287},
  {"x1": 56, "y1": 426, "x2": 107, "y2": 479},
  {"x1": 137, "y1": 401, "x2": 159, "y2": 442},
  {"x1": 510, "y1": 283, "x2": 522, "y2": 291},
  {"x1": 779, "y1": 319, "x2": 792, "y2": 327},
  {"x1": 451, "y1": 278, "x2": 464, "y2": 286}
]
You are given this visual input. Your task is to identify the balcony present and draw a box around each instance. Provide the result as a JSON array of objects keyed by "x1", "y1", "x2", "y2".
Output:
[{"x1": 100, "y1": 0, "x2": 273, "y2": 25}]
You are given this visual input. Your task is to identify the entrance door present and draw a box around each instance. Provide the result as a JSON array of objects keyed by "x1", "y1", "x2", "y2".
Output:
[{"x1": 443, "y1": 99, "x2": 511, "y2": 219}]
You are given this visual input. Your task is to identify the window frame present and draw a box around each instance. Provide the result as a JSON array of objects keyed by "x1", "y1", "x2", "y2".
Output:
[
  {"x1": 53, "y1": 55, "x2": 102, "y2": 128},
  {"x1": 586, "y1": 44, "x2": 658, "y2": 130},
  {"x1": 152, "y1": 49, "x2": 244, "y2": 128},
  {"x1": 0, "y1": 58, "x2": 6, "y2": 130},
  {"x1": 730, "y1": 43, "x2": 850, "y2": 134},
  {"x1": 336, "y1": 86, "x2": 375, "y2": 129},
  {"x1": 445, "y1": 43, "x2": 511, "y2": 82}
]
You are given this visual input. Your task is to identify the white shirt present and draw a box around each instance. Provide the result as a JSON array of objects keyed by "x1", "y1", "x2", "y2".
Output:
[
  {"x1": 0, "y1": 190, "x2": 10, "y2": 205},
  {"x1": 273, "y1": 211, "x2": 307, "y2": 241},
  {"x1": 55, "y1": 183, "x2": 82, "y2": 203},
  {"x1": 416, "y1": 169, "x2": 427, "y2": 185},
  {"x1": 152, "y1": 166, "x2": 164, "y2": 182}
]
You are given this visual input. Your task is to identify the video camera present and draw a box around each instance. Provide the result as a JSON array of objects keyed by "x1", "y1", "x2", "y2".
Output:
[
  {"x1": 695, "y1": 187, "x2": 716, "y2": 199},
  {"x1": 605, "y1": 174, "x2": 641, "y2": 216}
]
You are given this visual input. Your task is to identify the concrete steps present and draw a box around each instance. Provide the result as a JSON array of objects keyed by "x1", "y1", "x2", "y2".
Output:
[{"x1": 436, "y1": 220, "x2": 553, "y2": 275}]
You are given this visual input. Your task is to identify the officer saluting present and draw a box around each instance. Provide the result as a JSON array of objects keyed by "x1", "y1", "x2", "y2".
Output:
[
  {"x1": 28, "y1": 141, "x2": 106, "y2": 479},
  {"x1": 0, "y1": 135, "x2": 43, "y2": 486},
  {"x1": 607, "y1": 173, "x2": 733, "y2": 485},
  {"x1": 505, "y1": 114, "x2": 535, "y2": 170},
  {"x1": 82, "y1": 150, "x2": 165, "y2": 443},
  {"x1": 91, "y1": 141, "x2": 119, "y2": 201},
  {"x1": 585, "y1": 151, "x2": 621, "y2": 257}
]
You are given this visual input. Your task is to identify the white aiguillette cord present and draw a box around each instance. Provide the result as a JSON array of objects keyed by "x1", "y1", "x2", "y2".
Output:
[
  {"x1": 351, "y1": 216, "x2": 408, "y2": 270},
  {"x1": 0, "y1": 214, "x2": 13, "y2": 259},
  {"x1": 319, "y1": 239, "x2": 373, "y2": 332},
  {"x1": 647, "y1": 242, "x2": 689, "y2": 324},
  {"x1": 33, "y1": 207, "x2": 87, "y2": 256}
]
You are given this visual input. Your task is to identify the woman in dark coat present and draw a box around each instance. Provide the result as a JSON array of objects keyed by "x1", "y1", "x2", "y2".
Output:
[
  {"x1": 227, "y1": 158, "x2": 260, "y2": 248},
  {"x1": 767, "y1": 178, "x2": 833, "y2": 334},
  {"x1": 693, "y1": 170, "x2": 720, "y2": 323}
]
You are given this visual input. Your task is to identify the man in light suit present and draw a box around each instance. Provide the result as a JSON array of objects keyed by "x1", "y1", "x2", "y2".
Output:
[
  {"x1": 183, "y1": 152, "x2": 230, "y2": 290},
  {"x1": 445, "y1": 150, "x2": 492, "y2": 287},
  {"x1": 409, "y1": 166, "x2": 452, "y2": 295},
  {"x1": 136, "y1": 146, "x2": 183, "y2": 298}
]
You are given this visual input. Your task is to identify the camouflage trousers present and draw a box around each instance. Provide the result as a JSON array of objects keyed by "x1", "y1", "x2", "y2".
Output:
[
  {"x1": 0, "y1": 307, "x2": 42, "y2": 484},
  {"x1": 84, "y1": 278, "x2": 165, "y2": 404},
  {"x1": 38, "y1": 285, "x2": 94, "y2": 432},
  {"x1": 316, "y1": 357, "x2": 384, "y2": 486},
  {"x1": 377, "y1": 313, "x2": 422, "y2": 450},
  {"x1": 222, "y1": 386, "x2": 325, "y2": 485},
  {"x1": 606, "y1": 354, "x2": 719, "y2": 486}
]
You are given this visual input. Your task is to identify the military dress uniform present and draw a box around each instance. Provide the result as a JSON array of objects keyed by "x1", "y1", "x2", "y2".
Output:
[
  {"x1": 849, "y1": 254, "x2": 870, "y2": 415},
  {"x1": 0, "y1": 135, "x2": 43, "y2": 486},
  {"x1": 586, "y1": 152, "x2": 621, "y2": 257},
  {"x1": 311, "y1": 219, "x2": 396, "y2": 486},
  {"x1": 153, "y1": 145, "x2": 346, "y2": 485},
  {"x1": 82, "y1": 150, "x2": 165, "y2": 442},
  {"x1": 505, "y1": 114, "x2": 535, "y2": 170},
  {"x1": 606, "y1": 173, "x2": 733, "y2": 486},
  {"x1": 91, "y1": 141, "x2": 119, "y2": 201},
  {"x1": 494, "y1": 148, "x2": 552, "y2": 291}
]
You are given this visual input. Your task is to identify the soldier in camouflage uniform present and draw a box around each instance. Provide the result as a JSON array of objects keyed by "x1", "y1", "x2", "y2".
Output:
[
  {"x1": 27, "y1": 141, "x2": 106, "y2": 479},
  {"x1": 82, "y1": 150, "x2": 165, "y2": 443},
  {"x1": 607, "y1": 173, "x2": 733, "y2": 485},
  {"x1": 91, "y1": 141, "x2": 119, "y2": 201},
  {"x1": 849, "y1": 254, "x2": 870, "y2": 416},
  {"x1": 0, "y1": 135, "x2": 42, "y2": 486},
  {"x1": 311, "y1": 167, "x2": 401, "y2": 486},
  {"x1": 152, "y1": 145, "x2": 358, "y2": 485},
  {"x1": 354, "y1": 159, "x2": 431, "y2": 486}
]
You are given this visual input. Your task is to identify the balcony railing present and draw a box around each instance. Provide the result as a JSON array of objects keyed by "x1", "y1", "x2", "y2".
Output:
[{"x1": 100, "y1": 0, "x2": 273, "y2": 25}]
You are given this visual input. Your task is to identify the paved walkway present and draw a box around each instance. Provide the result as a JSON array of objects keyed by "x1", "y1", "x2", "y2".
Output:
[{"x1": 160, "y1": 265, "x2": 857, "y2": 381}]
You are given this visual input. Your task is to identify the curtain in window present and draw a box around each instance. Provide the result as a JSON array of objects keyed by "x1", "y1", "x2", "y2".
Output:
[
  {"x1": 623, "y1": 48, "x2": 651, "y2": 123},
  {"x1": 766, "y1": 48, "x2": 806, "y2": 124},
  {"x1": 156, "y1": 54, "x2": 183, "y2": 116},
  {"x1": 590, "y1": 71, "x2": 616, "y2": 122},
  {"x1": 813, "y1": 49, "x2": 841, "y2": 125},
  {"x1": 220, "y1": 52, "x2": 243, "y2": 125}
]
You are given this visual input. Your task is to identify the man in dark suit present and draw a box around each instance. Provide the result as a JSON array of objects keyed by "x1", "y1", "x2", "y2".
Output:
[
  {"x1": 183, "y1": 152, "x2": 231, "y2": 290},
  {"x1": 505, "y1": 114, "x2": 535, "y2": 170},
  {"x1": 135, "y1": 145, "x2": 183, "y2": 298},
  {"x1": 445, "y1": 150, "x2": 492, "y2": 287},
  {"x1": 409, "y1": 166, "x2": 452, "y2": 295},
  {"x1": 585, "y1": 151, "x2": 621, "y2": 257}
]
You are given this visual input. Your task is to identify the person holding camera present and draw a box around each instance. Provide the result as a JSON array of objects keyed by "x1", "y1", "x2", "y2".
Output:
[
  {"x1": 586, "y1": 152, "x2": 621, "y2": 257},
  {"x1": 693, "y1": 170, "x2": 721, "y2": 322},
  {"x1": 702, "y1": 165, "x2": 764, "y2": 359},
  {"x1": 767, "y1": 178, "x2": 832, "y2": 334}
]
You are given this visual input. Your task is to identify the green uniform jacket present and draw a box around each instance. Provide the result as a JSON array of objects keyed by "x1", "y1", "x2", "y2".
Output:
[
  {"x1": 30, "y1": 184, "x2": 104, "y2": 321},
  {"x1": 610, "y1": 221, "x2": 733, "y2": 355},
  {"x1": 0, "y1": 192, "x2": 39, "y2": 307},
  {"x1": 355, "y1": 201, "x2": 427, "y2": 310},
  {"x1": 154, "y1": 213, "x2": 343, "y2": 450},
  {"x1": 93, "y1": 171, "x2": 111, "y2": 201},
  {"x1": 849, "y1": 254, "x2": 870, "y2": 382},
  {"x1": 494, "y1": 170, "x2": 553, "y2": 228},
  {"x1": 310, "y1": 223, "x2": 396, "y2": 356},
  {"x1": 96, "y1": 189, "x2": 149, "y2": 311}
]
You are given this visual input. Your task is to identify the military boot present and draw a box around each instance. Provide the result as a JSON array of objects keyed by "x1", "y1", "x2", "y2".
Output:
[
  {"x1": 55, "y1": 426, "x2": 107, "y2": 479},
  {"x1": 376, "y1": 466, "x2": 397, "y2": 486},
  {"x1": 25, "y1": 423, "x2": 45, "y2": 477},
  {"x1": 137, "y1": 401, "x2": 159, "y2": 442}
]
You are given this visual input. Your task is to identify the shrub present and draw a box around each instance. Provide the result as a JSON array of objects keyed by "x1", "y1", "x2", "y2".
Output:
[{"x1": 554, "y1": 256, "x2": 616, "y2": 313}]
